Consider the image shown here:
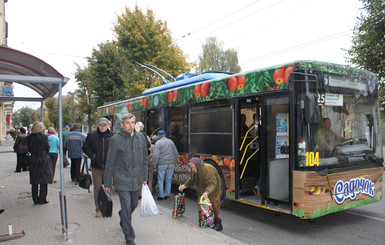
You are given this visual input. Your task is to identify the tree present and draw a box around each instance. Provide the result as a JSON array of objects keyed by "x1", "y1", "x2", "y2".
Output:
[
  {"x1": 196, "y1": 36, "x2": 241, "y2": 74},
  {"x1": 45, "y1": 97, "x2": 59, "y2": 129},
  {"x1": 113, "y1": 5, "x2": 191, "y2": 93},
  {"x1": 75, "y1": 64, "x2": 97, "y2": 131},
  {"x1": 347, "y1": 0, "x2": 385, "y2": 117},
  {"x1": 11, "y1": 107, "x2": 39, "y2": 129}
]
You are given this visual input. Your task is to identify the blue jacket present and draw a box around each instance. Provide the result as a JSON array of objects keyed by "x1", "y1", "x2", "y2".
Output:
[
  {"x1": 65, "y1": 129, "x2": 86, "y2": 159},
  {"x1": 48, "y1": 134, "x2": 60, "y2": 153}
]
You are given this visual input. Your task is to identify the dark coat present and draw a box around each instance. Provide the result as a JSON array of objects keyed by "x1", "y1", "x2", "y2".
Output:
[
  {"x1": 83, "y1": 128, "x2": 114, "y2": 170},
  {"x1": 27, "y1": 133, "x2": 52, "y2": 185},
  {"x1": 13, "y1": 134, "x2": 28, "y2": 153},
  {"x1": 184, "y1": 163, "x2": 221, "y2": 202},
  {"x1": 104, "y1": 129, "x2": 148, "y2": 192}
]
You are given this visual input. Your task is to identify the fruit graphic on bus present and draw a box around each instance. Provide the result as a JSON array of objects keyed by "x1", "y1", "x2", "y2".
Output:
[
  {"x1": 141, "y1": 97, "x2": 149, "y2": 108},
  {"x1": 126, "y1": 102, "x2": 133, "y2": 111},
  {"x1": 284, "y1": 65, "x2": 294, "y2": 83},
  {"x1": 167, "y1": 91, "x2": 173, "y2": 103},
  {"x1": 109, "y1": 105, "x2": 115, "y2": 114},
  {"x1": 201, "y1": 81, "x2": 210, "y2": 97},
  {"x1": 274, "y1": 67, "x2": 285, "y2": 85},
  {"x1": 223, "y1": 157, "x2": 232, "y2": 167},
  {"x1": 97, "y1": 109, "x2": 100, "y2": 116},
  {"x1": 172, "y1": 89, "x2": 178, "y2": 102},
  {"x1": 226, "y1": 76, "x2": 237, "y2": 92},
  {"x1": 237, "y1": 74, "x2": 246, "y2": 91},
  {"x1": 194, "y1": 84, "x2": 201, "y2": 98},
  {"x1": 229, "y1": 160, "x2": 235, "y2": 171}
]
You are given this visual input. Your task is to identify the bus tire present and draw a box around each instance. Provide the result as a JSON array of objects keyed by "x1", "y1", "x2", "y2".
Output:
[{"x1": 203, "y1": 158, "x2": 227, "y2": 204}]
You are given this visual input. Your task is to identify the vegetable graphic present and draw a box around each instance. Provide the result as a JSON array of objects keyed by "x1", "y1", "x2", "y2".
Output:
[
  {"x1": 172, "y1": 89, "x2": 178, "y2": 102},
  {"x1": 201, "y1": 81, "x2": 210, "y2": 97},
  {"x1": 126, "y1": 102, "x2": 133, "y2": 111},
  {"x1": 284, "y1": 65, "x2": 294, "y2": 83},
  {"x1": 141, "y1": 97, "x2": 149, "y2": 108},
  {"x1": 167, "y1": 91, "x2": 173, "y2": 103},
  {"x1": 226, "y1": 76, "x2": 237, "y2": 92},
  {"x1": 109, "y1": 105, "x2": 115, "y2": 114},
  {"x1": 273, "y1": 67, "x2": 285, "y2": 85},
  {"x1": 194, "y1": 84, "x2": 201, "y2": 98},
  {"x1": 237, "y1": 74, "x2": 246, "y2": 91},
  {"x1": 97, "y1": 109, "x2": 100, "y2": 116}
]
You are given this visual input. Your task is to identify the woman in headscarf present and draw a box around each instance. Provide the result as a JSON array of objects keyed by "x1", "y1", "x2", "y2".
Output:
[
  {"x1": 179, "y1": 157, "x2": 223, "y2": 231},
  {"x1": 26, "y1": 121, "x2": 52, "y2": 205}
]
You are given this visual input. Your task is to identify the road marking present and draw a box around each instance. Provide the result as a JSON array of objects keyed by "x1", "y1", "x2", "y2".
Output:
[{"x1": 347, "y1": 211, "x2": 385, "y2": 222}]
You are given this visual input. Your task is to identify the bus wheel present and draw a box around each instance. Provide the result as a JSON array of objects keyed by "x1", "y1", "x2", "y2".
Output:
[{"x1": 203, "y1": 158, "x2": 227, "y2": 204}]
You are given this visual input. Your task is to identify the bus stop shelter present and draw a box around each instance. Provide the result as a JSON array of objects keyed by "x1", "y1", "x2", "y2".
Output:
[{"x1": 0, "y1": 45, "x2": 70, "y2": 238}]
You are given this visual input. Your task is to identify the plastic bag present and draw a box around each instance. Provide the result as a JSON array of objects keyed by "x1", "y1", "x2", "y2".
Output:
[
  {"x1": 198, "y1": 195, "x2": 214, "y2": 227},
  {"x1": 172, "y1": 192, "x2": 185, "y2": 219},
  {"x1": 140, "y1": 184, "x2": 158, "y2": 217}
]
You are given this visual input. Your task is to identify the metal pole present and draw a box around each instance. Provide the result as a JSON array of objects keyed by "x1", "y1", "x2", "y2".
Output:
[
  {"x1": 40, "y1": 101, "x2": 44, "y2": 122},
  {"x1": 58, "y1": 78, "x2": 68, "y2": 240}
]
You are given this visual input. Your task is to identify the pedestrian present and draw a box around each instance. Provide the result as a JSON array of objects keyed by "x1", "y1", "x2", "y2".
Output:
[
  {"x1": 62, "y1": 126, "x2": 69, "y2": 167},
  {"x1": 13, "y1": 127, "x2": 28, "y2": 172},
  {"x1": 65, "y1": 123, "x2": 86, "y2": 184},
  {"x1": 152, "y1": 130, "x2": 178, "y2": 201},
  {"x1": 47, "y1": 127, "x2": 59, "y2": 184},
  {"x1": 135, "y1": 121, "x2": 151, "y2": 150},
  {"x1": 26, "y1": 121, "x2": 52, "y2": 205},
  {"x1": 104, "y1": 113, "x2": 148, "y2": 245},
  {"x1": 179, "y1": 157, "x2": 223, "y2": 231},
  {"x1": 148, "y1": 135, "x2": 158, "y2": 194},
  {"x1": 83, "y1": 117, "x2": 114, "y2": 218}
]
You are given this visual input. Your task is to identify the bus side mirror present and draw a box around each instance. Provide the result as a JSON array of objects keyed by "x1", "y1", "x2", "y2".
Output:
[{"x1": 305, "y1": 94, "x2": 318, "y2": 124}]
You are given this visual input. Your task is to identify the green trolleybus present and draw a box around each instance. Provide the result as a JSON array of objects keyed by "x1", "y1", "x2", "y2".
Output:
[{"x1": 97, "y1": 60, "x2": 383, "y2": 219}]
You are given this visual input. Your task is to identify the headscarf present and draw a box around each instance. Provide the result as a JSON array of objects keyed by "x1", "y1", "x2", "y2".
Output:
[{"x1": 189, "y1": 157, "x2": 202, "y2": 185}]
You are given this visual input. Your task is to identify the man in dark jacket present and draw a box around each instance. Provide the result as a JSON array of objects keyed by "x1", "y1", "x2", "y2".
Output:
[
  {"x1": 13, "y1": 127, "x2": 28, "y2": 172},
  {"x1": 65, "y1": 123, "x2": 86, "y2": 184},
  {"x1": 83, "y1": 117, "x2": 114, "y2": 218},
  {"x1": 104, "y1": 113, "x2": 148, "y2": 245}
]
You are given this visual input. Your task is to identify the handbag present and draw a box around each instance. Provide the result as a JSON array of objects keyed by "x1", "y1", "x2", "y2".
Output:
[
  {"x1": 78, "y1": 157, "x2": 92, "y2": 192},
  {"x1": 140, "y1": 184, "x2": 158, "y2": 216},
  {"x1": 172, "y1": 192, "x2": 185, "y2": 219},
  {"x1": 198, "y1": 195, "x2": 214, "y2": 227},
  {"x1": 98, "y1": 185, "x2": 113, "y2": 218}
]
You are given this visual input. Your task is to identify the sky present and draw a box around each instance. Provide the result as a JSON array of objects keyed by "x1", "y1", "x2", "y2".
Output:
[{"x1": 5, "y1": 0, "x2": 363, "y2": 111}]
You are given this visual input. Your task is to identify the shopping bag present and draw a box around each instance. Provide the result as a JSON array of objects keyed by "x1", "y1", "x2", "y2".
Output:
[
  {"x1": 140, "y1": 184, "x2": 158, "y2": 216},
  {"x1": 172, "y1": 192, "x2": 185, "y2": 219},
  {"x1": 198, "y1": 195, "x2": 214, "y2": 227},
  {"x1": 78, "y1": 157, "x2": 92, "y2": 192},
  {"x1": 98, "y1": 185, "x2": 113, "y2": 218}
]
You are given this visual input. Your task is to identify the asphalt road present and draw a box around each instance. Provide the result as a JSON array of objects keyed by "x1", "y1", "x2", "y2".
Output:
[{"x1": 159, "y1": 176, "x2": 385, "y2": 245}]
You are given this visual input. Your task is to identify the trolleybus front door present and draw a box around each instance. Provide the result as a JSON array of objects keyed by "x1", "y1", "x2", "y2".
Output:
[{"x1": 262, "y1": 95, "x2": 290, "y2": 204}]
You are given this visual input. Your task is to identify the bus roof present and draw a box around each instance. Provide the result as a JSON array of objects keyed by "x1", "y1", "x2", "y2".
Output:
[{"x1": 142, "y1": 73, "x2": 230, "y2": 95}]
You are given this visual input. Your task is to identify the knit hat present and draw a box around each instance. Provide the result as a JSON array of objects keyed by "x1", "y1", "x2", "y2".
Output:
[
  {"x1": 189, "y1": 157, "x2": 202, "y2": 185},
  {"x1": 98, "y1": 117, "x2": 109, "y2": 125}
]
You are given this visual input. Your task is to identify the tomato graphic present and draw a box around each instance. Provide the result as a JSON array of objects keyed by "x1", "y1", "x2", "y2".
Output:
[
  {"x1": 126, "y1": 102, "x2": 133, "y2": 111},
  {"x1": 201, "y1": 81, "x2": 210, "y2": 97},
  {"x1": 167, "y1": 91, "x2": 173, "y2": 103},
  {"x1": 109, "y1": 105, "x2": 115, "y2": 114},
  {"x1": 194, "y1": 84, "x2": 201, "y2": 98},
  {"x1": 274, "y1": 67, "x2": 285, "y2": 85},
  {"x1": 141, "y1": 97, "x2": 149, "y2": 108},
  {"x1": 237, "y1": 74, "x2": 246, "y2": 91},
  {"x1": 227, "y1": 76, "x2": 237, "y2": 92},
  {"x1": 97, "y1": 109, "x2": 100, "y2": 116},
  {"x1": 172, "y1": 89, "x2": 178, "y2": 102},
  {"x1": 284, "y1": 65, "x2": 294, "y2": 83}
]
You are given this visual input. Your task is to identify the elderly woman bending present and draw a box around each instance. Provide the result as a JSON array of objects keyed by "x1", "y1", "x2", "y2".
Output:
[{"x1": 179, "y1": 157, "x2": 223, "y2": 231}]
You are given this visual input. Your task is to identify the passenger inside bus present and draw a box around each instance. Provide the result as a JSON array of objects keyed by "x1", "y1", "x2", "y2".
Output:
[{"x1": 314, "y1": 118, "x2": 346, "y2": 157}]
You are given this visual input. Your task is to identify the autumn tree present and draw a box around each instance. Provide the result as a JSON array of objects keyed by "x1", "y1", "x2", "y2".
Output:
[
  {"x1": 114, "y1": 5, "x2": 191, "y2": 93},
  {"x1": 347, "y1": 0, "x2": 385, "y2": 116},
  {"x1": 196, "y1": 36, "x2": 241, "y2": 74}
]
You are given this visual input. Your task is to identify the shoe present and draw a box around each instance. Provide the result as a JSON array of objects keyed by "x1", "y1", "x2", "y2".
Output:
[
  {"x1": 0, "y1": 209, "x2": 4, "y2": 214},
  {"x1": 75, "y1": 181, "x2": 79, "y2": 185},
  {"x1": 157, "y1": 196, "x2": 164, "y2": 201},
  {"x1": 212, "y1": 218, "x2": 223, "y2": 231},
  {"x1": 53, "y1": 180, "x2": 57, "y2": 184},
  {"x1": 14, "y1": 170, "x2": 21, "y2": 173},
  {"x1": 39, "y1": 201, "x2": 49, "y2": 205},
  {"x1": 96, "y1": 211, "x2": 102, "y2": 218},
  {"x1": 164, "y1": 196, "x2": 170, "y2": 200}
]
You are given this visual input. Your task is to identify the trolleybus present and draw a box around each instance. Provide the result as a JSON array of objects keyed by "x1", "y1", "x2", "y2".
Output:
[{"x1": 97, "y1": 60, "x2": 383, "y2": 219}]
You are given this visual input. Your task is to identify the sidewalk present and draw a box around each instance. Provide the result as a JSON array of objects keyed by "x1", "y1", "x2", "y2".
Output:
[{"x1": 0, "y1": 135, "x2": 246, "y2": 245}]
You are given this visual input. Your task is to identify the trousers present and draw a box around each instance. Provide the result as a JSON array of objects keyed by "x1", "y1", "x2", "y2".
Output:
[
  {"x1": 70, "y1": 158, "x2": 82, "y2": 181},
  {"x1": 118, "y1": 189, "x2": 140, "y2": 244},
  {"x1": 92, "y1": 168, "x2": 104, "y2": 211},
  {"x1": 157, "y1": 164, "x2": 175, "y2": 198}
]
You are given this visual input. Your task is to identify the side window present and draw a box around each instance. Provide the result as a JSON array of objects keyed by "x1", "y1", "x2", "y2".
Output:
[
  {"x1": 168, "y1": 106, "x2": 188, "y2": 153},
  {"x1": 190, "y1": 105, "x2": 232, "y2": 156}
]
